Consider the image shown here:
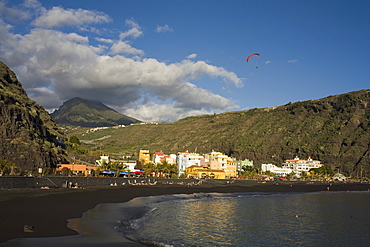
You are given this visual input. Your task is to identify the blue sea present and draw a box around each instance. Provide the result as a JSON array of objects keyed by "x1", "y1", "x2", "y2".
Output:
[{"x1": 5, "y1": 191, "x2": 370, "y2": 246}]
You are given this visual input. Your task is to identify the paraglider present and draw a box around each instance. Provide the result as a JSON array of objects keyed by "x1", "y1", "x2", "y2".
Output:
[
  {"x1": 246, "y1": 53, "x2": 260, "y2": 62},
  {"x1": 246, "y1": 53, "x2": 260, "y2": 68}
]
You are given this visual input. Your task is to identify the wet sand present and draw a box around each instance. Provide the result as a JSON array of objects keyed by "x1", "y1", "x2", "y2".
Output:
[{"x1": 0, "y1": 180, "x2": 369, "y2": 245}]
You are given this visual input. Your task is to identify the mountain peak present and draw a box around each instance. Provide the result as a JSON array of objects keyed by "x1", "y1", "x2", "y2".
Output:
[{"x1": 51, "y1": 98, "x2": 141, "y2": 127}]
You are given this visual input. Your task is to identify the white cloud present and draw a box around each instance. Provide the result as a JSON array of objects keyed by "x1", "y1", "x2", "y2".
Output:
[
  {"x1": 123, "y1": 102, "x2": 211, "y2": 123},
  {"x1": 178, "y1": 60, "x2": 243, "y2": 88},
  {"x1": 22, "y1": 0, "x2": 42, "y2": 9},
  {"x1": 0, "y1": 1, "x2": 30, "y2": 22},
  {"x1": 32, "y1": 6, "x2": 111, "y2": 28},
  {"x1": 119, "y1": 19, "x2": 142, "y2": 40},
  {"x1": 187, "y1": 53, "x2": 197, "y2": 59},
  {"x1": 27, "y1": 87, "x2": 62, "y2": 111},
  {"x1": 288, "y1": 59, "x2": 298, "y2": 64},
  {"x1": 155, "y1": 24, "x2": 173, "y2": 33},
  {"x1": 265, "y1": 60, "x2": 271, "y2": 65},
  {"x1": 66, "y1": 33, "x2": 89, "y2": 43},
  {"x1": 0, "y1": 2, "x2": 243, "y2": 122},
  {"x1": 109, "y1": 40, "x2": 144, "y2": 56},
  {"x1": 95, "y1": 37, "x2": 114, "y2": 43}
]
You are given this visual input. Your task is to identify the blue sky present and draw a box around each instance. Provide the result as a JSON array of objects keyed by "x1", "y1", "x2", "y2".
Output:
[{"x1": 1, "y1": 0, "x2": 369, "y2": 122}]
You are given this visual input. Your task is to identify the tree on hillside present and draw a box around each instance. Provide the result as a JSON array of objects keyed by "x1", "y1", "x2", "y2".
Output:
[
  {"x1": 0, "y1": 159, "x2": 15, "y2": 176},
  {"x1": 69, "y1": 136, "x2": 81, "y2": 145}
]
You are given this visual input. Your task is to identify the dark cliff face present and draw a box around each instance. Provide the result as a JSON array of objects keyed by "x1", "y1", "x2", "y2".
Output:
[{"x1": 0, "y1": 61, "x2": 67, "y2": 175}]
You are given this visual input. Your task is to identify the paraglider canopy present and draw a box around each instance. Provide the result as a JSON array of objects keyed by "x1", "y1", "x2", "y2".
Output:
[{"x1": 246, "y1": 53, "x2": 260, "y2": 62}]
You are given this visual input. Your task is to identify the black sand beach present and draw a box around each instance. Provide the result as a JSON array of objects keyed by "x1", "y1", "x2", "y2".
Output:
[{"x1": 0, "y1": 180, "x2": 369, "y2": 244}]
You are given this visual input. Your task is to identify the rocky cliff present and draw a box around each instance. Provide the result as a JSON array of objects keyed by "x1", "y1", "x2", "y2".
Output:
[{"x1": 0, "y1": 61, "x2": 67, "y2": 175}]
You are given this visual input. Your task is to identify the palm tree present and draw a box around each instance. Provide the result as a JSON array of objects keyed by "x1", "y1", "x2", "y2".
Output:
[
  {"x1": 156, "y1": 162, "x2": 165, "y2": 177},
  {"x1": 158, "y1": 161, "x2": 178, "y2": 178},
  {"x1": 309, "y1": 170, "x2": 316, "y2": 180},
  {"x1": 300, "y1": 171, "x2": 307, "y2": 180},
  {"x1": 111, "y1": 162, "x2": 127, "y2": 177},
  {"x1": 166, "y1": 162, "x2": 178, "y2": 178},
  {"x1": 144, "y1": 162, "x2": 156, "y2": 177}
]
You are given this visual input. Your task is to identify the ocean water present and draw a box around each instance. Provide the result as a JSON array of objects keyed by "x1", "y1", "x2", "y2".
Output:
[
  {"x1": 130, "y1": 191, "x2": 370, "y2": 246},
  {"x1": 5, "y1": 191, "x2": 370, "y2": 247}
]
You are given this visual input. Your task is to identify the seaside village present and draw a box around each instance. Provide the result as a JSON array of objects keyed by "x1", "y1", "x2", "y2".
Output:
[{"x1": 56, "y1": 150, "x2": 347, "y2": 181}]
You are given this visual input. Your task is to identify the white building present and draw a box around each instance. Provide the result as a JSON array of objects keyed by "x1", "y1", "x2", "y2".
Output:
[
  {"x1": 262, "y1": 157, "x2": 324, "y2": 176},
  {"x1": 282, "y1": 156, "x2": 323, "y2": 174},
  {"x1": 153, "y1": 152, "x2": 177, "y2": 165},
  {"x1": 96, "y1": 155, "x2": 110, "y2": 166},
  {"x1": 261, "y1": 163, "x2": 293, "y2": 175},
  {"x1": 122, "y1": 161, "x2": 137, "y2": 171},
  {"x1": 177, "y1": 152, "x2": 204, "y2": 177}
]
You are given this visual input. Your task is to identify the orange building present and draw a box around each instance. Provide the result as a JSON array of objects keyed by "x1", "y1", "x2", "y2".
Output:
[{"x1": 56, "y1": 164, "x2": 97, "y2": 176}]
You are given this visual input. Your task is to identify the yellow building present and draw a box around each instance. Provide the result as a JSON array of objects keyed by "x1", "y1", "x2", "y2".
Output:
[
  {"x1": 226, "y1": 157, "x2": 237, "y2": 178},
  {"x1": 138, "y1": 150, "x2": 150, "y2": 165},
  {"x1": 186, "y1": 165, "x2": 226, "y2": 179}
]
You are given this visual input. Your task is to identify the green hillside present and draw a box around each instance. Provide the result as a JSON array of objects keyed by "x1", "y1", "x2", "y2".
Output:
[{"x1": 68, "y1": 89, "x2": 370, "y2": 177}]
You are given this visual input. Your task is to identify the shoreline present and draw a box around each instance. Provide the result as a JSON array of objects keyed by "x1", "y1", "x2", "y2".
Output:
[{"x1": 0, "y1": 180, "x2": 369, "y2": 244}]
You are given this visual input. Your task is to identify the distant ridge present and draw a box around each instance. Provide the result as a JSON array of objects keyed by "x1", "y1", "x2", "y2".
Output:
[{"x1": 51, "y1": 97, "x2": 141, "y2": 127}]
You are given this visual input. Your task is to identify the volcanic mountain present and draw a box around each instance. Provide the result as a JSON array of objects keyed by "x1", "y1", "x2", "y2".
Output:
[{"x1": 51, "y1": 97, "x2": 141, "y2": 127}]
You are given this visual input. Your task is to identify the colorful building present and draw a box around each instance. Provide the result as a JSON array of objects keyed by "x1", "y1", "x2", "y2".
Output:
[
  {"x1": 142, "y1": 149, "x2": 243, "y2": 179},
  {"x1": 205, "y1": 151, "x2": 237, "y2": 178}
]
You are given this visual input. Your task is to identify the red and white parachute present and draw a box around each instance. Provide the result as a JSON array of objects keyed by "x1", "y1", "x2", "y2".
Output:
[{"x1": 246, "y1": 53, "x2": 260, "y2": 62}]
